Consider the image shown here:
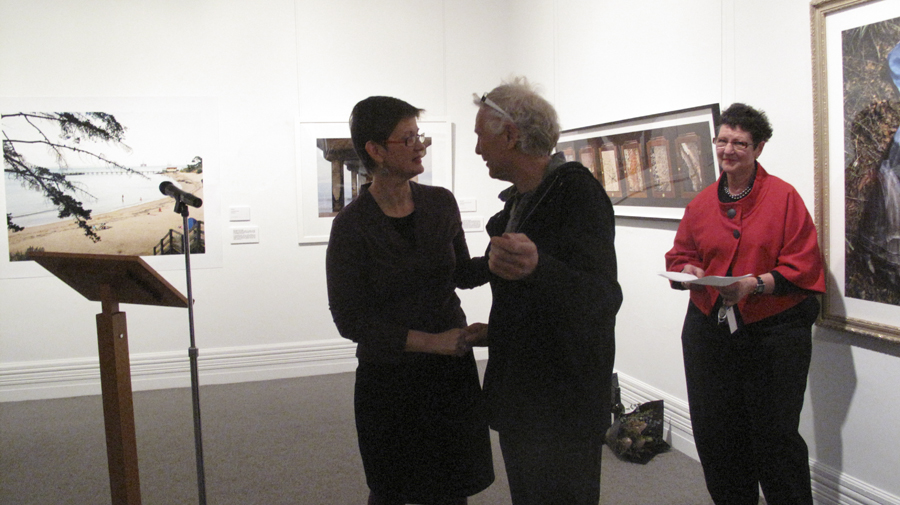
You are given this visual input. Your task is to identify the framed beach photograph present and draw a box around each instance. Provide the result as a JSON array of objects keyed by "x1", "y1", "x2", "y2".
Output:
[
  {"x1": 556, "y1": 104, "x2": 720, "y2": 219},
  {"x1": 812, "y1": 0, "x2": 900, "y2": 343},
  {"x1": 2, "y1": 97, "x2": 222, "y2": 279},
  {"x1": 295, "y1": 120, "x2": 453, "y2": 244}
]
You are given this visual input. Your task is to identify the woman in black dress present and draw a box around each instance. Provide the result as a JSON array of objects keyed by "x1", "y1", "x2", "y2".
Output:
[{"x1": 326, "y1": 96, "x2": 493, "y2": 505}]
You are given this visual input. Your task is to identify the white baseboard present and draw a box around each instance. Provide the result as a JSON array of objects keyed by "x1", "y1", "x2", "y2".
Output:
[
  {"x1": 809, "y1": 459, "x2": 900, "y2": 505},
  {"x1": 0, "y1": 339, "x2": 358, "y2": 402},
  {"x1": 2, "y1": 346, "x2": 897, "y2": 505}
]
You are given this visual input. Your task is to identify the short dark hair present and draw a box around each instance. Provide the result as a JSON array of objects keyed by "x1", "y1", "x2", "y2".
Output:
[
  {"x1": 718, "y1": 103, "x2": 773, "y2": 145},
  {"x1": 349, "y1": 96, "x2": 424, "y2": 172}
]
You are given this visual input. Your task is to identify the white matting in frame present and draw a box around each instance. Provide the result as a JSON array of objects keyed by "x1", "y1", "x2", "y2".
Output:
[
  {"x1": 557, "y1": 104, "x2": 720, "y2": 220},
  {"x1": 295, "y1": 120, "x2": 453, "y2": 244},
  {"x1": 813, "y1": 0, "x2": 900, "y2": 343},
  {"x1": 1, "y1": 97, "x2": 222, "y2": 280}
]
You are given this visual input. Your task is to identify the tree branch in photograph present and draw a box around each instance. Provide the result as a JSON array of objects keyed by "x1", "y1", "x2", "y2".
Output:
[
  {"x1": 7, "y1": 213, "x2": 23, "y2": 232},
  {"x1": 2, "y1": 112, "x2": 143, "y2": 241}
]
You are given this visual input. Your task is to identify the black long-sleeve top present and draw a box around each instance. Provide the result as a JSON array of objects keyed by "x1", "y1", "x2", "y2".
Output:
[
  {"x1": 479, "y1": 158, "x2": 623, "y2": 436},
  {"x1": 326, "y1": 182, "x2": 485, "y2": 364}
]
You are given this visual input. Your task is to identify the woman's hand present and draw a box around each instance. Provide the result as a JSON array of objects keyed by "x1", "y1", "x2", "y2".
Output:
[
  {"x1": 717, "y1": 276, "x2": 760, "y2": 306},
  {"x1": 717, "y1": 273, "x2": 771, "y2": 306},
  {"x1": 680, "y1": 264, "x2": 706, "y2": 291},
  {"x1": 435, "y1": 329, "x2": 472, "y2": 357},
  {"x1": 406, "y1": 329, "x2": 471, "y2": 357}
]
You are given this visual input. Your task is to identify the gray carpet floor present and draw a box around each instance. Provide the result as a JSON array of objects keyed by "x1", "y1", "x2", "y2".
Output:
[{"x1": 1, "y1": 370, "x2": 724, "y2": 505}]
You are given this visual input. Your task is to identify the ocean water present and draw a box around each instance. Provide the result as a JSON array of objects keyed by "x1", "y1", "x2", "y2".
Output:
[{"x1": 5, "y1": 167, "x2": 176, "y2": 228}]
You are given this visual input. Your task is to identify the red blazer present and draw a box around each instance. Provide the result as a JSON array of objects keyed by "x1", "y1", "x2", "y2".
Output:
[{"x1": 665, "y1": 164, "x2": 826, "y2": 324}]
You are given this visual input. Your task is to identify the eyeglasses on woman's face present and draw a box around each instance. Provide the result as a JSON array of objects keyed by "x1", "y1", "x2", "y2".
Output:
[
  {"x1": 713, "y1": 138, "x2": 755, "y2": 152},
  {"x1": 385, "y1": 133, "x2": 426, "y2": 148}
]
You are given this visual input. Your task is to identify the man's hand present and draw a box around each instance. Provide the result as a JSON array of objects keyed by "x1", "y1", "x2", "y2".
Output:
[
  {"x1": 464, "y1": 322, "x2": 489, "y2": 347},
  {"x1": 489, "y1": 233, "x2": 538, "y2": 280}
]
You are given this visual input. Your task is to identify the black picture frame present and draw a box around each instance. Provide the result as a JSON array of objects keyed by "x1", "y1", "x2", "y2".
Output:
[{"x1": 557, "y1": 104, "x2": 721, "y2": 219}]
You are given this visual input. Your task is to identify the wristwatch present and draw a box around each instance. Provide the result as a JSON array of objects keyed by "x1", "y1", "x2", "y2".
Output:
[{"x1": 754, "y1": 276, "x2": 765, "y2": 295}]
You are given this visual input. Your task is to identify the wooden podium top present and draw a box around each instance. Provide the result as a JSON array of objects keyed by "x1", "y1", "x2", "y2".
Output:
[{"x1": 29, "y1": 251, "x2": 188, "y2": 309}]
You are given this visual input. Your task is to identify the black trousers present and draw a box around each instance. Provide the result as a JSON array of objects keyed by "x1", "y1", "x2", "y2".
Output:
[
  {"x1": 498, "y1": 428, "x2": 602, "y2": 505},
  {"x1": 681, "y1": 299, "x2": 817, "y2": 505}
]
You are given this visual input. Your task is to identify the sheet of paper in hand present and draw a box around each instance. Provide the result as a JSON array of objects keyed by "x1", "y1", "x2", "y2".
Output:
[{"x1": 658, "y1": 272, "x2": 752, "y2": 286}]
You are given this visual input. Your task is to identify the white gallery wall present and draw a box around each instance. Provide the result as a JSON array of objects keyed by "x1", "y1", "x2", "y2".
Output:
[{"x1": 1, "y1": 0, "x2": 899, "y2": 503}]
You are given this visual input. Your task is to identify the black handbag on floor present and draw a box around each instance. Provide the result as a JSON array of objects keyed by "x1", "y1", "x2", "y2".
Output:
[{"x1": 605, "y1": 399, "x2": 671, "y2": 464}]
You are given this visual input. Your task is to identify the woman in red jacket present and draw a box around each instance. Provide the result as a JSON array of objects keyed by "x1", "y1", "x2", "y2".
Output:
[{"x1": 665, "y1": 103, "x2": 825, "y2": 505}]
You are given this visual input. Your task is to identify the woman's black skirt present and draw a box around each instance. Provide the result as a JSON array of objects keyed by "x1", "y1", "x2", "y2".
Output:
[{"x1": 354, "y1": 353, "x2": 494, "y2": 501}]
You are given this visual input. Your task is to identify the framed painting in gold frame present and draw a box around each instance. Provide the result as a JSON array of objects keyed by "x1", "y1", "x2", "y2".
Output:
[{"x1": 812, "y1": 0, "x2": 900, "y2": 343}]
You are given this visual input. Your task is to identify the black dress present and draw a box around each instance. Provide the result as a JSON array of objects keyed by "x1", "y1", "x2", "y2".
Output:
[{"x1": 326, "y1": 182, "x2": 494, "y2": 501}]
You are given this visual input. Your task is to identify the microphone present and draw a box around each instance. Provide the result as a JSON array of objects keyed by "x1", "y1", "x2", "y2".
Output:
[{"x1": 159, "y1": 181, "x2": 202, "y2": 208}]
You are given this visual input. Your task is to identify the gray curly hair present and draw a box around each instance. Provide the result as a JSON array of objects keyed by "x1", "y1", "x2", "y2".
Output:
[{"x1": 474, "y1": 76, "x2": 560, "y2": 156}]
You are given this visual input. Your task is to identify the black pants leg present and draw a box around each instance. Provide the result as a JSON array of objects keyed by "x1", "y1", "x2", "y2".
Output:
[
  {"x1": 498, "y1": 429, "x2": 602, "y2": 505},
  {"x1": 681, "y1": 301, "x2": 814, "y2": 505}
]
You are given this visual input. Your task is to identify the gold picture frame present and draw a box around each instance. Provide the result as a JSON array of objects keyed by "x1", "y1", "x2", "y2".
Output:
[{"x1": 812, "y1": 0, "x2": 900, "y2": 343}]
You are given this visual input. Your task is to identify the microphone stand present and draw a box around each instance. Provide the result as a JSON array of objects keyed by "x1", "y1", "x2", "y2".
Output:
[{"x1": 172, "y1": 199, "x2": 207, "y2": 505}]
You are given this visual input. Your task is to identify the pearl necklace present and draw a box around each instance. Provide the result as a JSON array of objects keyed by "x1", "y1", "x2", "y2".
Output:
[{"x1": 724, "y1": 175, "x2": 753, "y2": 200}]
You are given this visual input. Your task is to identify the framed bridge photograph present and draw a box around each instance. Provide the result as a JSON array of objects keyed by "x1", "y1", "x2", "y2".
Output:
[{"x1": 294, "y1": 120, "x2": 453, "y2": 244}]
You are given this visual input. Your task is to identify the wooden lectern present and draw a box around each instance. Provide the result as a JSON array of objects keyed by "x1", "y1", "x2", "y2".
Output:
[{"x1": 30, "y1": 251, "x2": 188, "y2": 505}]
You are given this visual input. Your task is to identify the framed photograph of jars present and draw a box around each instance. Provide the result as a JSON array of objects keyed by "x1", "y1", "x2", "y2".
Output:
[{"x1": 557, "y1": 104, "x2": 720, "y2": 219}]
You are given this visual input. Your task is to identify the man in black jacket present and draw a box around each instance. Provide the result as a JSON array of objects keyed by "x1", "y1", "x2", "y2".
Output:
[{"x1": 467, "y1": 77, "x2": 622, "y2": 505}]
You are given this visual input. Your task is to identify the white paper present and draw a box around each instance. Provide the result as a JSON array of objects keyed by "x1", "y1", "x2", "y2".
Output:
[{"x1": 659, "y1": 271, "x2": 752, "y2": 287}]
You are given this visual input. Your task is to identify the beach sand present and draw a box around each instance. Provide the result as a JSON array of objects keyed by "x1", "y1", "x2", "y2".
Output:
[{"x1": 7, "y1": 172, "x2": 204, "y2": 258}]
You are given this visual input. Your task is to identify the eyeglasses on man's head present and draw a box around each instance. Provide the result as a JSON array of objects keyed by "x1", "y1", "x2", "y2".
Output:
[{"x1": 473, "y1": 92, "x2": 515, "y2": 123}]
